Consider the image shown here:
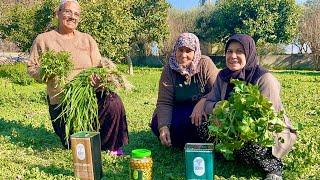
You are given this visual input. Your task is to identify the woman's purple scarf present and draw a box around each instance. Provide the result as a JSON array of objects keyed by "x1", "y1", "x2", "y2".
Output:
[{"x1": 219, "y1": 34, "x2": 268, "y2": 99}]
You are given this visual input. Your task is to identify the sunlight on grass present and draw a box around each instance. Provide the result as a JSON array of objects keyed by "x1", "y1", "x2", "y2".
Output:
[{"x1": 0, "y1": 65, "x2": 319, "y2": 179}]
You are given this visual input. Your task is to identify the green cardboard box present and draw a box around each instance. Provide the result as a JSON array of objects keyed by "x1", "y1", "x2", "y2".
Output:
[{"x1": 185, "y1": 143, "x2": 214, "y2": 180}]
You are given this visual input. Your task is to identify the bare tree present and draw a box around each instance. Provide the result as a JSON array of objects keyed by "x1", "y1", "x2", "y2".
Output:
[
  {"x1": 200, "y1": 0, "x2": 212, "y2": 6},
  {"x1": 292, "y1": 36, "x2": 309, "y2": 54},
  {"x1": 299, "y1": 0, "x2": 320, "y2": 70},
  {"x1": 161, "y1": 8, "x2": 199, "y2": 64},
  {"x1": 161, "y1": 6, "x2": 215, "y2": 64}
]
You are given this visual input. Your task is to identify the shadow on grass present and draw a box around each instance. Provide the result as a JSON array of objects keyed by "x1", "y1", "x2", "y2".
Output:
[
  {"x1": 0, "y1": 117, "x2": 64, "y2": 150},
  {"x1": 99, "y1": 130, "x2": 185, "y2": 179},
  {"x1": 126, "y1": 130, "x2": 186, "y2": 179},
  {"x1": 102, "y1": 129, "x2": 264, "y2": 179}
]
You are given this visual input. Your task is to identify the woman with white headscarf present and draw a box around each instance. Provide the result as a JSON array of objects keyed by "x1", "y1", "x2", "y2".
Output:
[{"x1": 150, "y1": 32, "x2": 219, "y2": 148}]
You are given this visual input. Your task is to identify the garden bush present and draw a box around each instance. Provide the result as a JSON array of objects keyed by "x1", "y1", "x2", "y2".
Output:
[{"x1": 0, "y1": 62, "x2": 35, "y2": 85}]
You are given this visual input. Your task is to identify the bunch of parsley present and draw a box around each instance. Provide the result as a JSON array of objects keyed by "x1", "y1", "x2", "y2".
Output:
[
  {"x1": 39, "y1": 50, "x2": 73, "y2": 87},
  {"x1": 209, "y1": 79, "x2": 285, "y2": 160}
]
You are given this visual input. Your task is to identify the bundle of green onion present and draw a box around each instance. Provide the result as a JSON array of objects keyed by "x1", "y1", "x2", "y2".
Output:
[
  {"x1": 39, "y1": 50, "x2": 73, "y2": 87},
  {"x1": 56, "y1": 67, "x2": 125, "y2": 143}
]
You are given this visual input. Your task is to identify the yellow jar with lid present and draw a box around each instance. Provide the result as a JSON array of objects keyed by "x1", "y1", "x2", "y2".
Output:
[{"x1": 130, "y1": 149, "x2": 153, "y2": 180}]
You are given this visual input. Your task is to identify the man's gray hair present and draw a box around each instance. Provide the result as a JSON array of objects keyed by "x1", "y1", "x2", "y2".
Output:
[{"x1": 58, "y1": 0, "x2": 79, "y2": 11}]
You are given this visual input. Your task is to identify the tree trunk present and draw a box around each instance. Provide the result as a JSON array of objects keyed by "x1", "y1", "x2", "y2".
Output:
[
  {"x1": 126, "y1": 53, "x2": 133, "y2": 75},
  {"x1": 314, "y1": 54, "x2": 320, "y2": 71}
]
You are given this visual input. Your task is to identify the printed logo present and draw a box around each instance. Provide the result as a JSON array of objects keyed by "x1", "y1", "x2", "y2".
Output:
[
  {"x1": 76, "y1": 143, "x2": 86, "y2": 160},
  {"x1": 193, "y1": 157, "x2": 205, "y2": 176}
]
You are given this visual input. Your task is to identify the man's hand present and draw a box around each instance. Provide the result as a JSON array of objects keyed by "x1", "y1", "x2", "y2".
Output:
[
  {"x1": 90, "y1": 73, "x2": 103, "y2": 91},
  {"x1": 191, "y1": 98, "x2": 207, "y2": 127},
  {"x1": 159, "y1": 126, "x2": 172, "y2": 147}
]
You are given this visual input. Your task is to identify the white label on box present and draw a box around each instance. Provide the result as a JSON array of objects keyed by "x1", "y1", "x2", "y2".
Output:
[
  {"x1": 76, "y1": 143, "x2": 86, "y2": 160},
  {"x1": 193, "y1": 157, "x2": 205, "y2": 176}
]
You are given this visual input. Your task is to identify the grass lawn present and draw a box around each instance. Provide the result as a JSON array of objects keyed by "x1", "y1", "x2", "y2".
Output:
[{"x1": 0, "y1": 65, "x2": 319, "y2": 179}]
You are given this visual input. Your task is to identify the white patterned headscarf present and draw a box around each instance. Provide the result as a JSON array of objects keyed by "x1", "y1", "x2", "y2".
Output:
[{"x1": 169, "y1": 33, "x2": 201, "y2": 80}]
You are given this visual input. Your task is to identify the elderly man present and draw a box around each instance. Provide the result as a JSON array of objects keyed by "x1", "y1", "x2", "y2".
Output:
[{"x1": 28, "y1": 0, "x2": 128, "y2": 155}]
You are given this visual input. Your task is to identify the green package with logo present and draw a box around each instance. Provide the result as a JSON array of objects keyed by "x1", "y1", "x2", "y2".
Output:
[{"x1": 185, "y1": 143, "x2": 214, "y2": 180}]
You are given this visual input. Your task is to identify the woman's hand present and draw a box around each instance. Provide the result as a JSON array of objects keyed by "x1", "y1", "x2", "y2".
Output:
[
  {"x1": 159, "y1": 126, "x2": 172, "y2": 147},
  {"x1": 211, "y1": 101, "x2": 223, "y2": 127},
  {"x1": 191, "y1": 98, "x2": 207, "y2": 127},
  {"x1": 90, "y1": 73, "x2": 103, "y2": 91}
]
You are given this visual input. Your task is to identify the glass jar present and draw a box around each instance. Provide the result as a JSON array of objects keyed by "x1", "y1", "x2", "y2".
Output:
[{"x1": 130, "y1": 149, "x2": 153, "y2": 180}]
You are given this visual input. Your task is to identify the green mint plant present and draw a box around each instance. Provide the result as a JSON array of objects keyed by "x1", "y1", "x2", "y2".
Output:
[{"x1": 209, "y1": 79, "x2": 286, "y2": 160}]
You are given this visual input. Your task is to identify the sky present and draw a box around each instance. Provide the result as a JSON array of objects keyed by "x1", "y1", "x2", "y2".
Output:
[
  {"x1": 167, "y1": 0, "x2": 306, "y2": 10},
  {"x1": 166, "y1": 0, "x2": 309, "y2": 54}
]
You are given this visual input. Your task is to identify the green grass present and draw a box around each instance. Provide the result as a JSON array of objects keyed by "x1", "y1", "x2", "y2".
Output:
[{"x1": 0, "y1": 64, "x2": 319, "y2": 179}]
